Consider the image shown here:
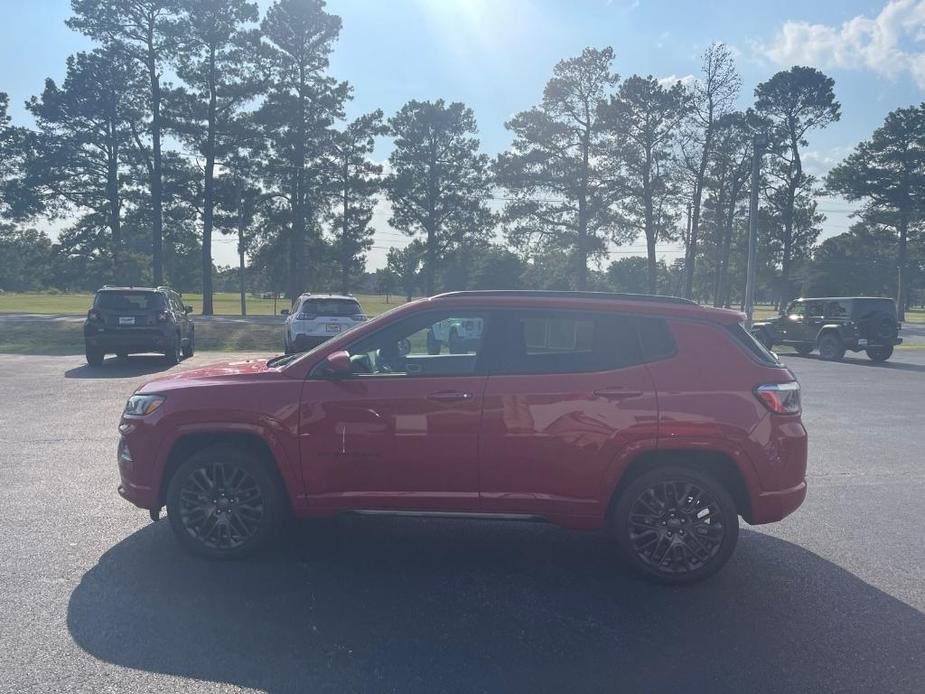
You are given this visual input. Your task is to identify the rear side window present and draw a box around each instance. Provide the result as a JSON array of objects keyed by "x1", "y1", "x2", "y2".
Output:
[
  {"x1": 488, "y1": 311, "x2": 642, "y2": 374},
  {"x1": 728, "y1": 322, "x2": 780, "y2": 365},
  {"x1": 635, "y1": 316, "x2": 677, "y2": 362},
  {"x1": 299, "y1": 298, "x2": 362, "y2": 317},
  {"x1": 94, "y1": 291, "x2": 165, "y2": 312}
]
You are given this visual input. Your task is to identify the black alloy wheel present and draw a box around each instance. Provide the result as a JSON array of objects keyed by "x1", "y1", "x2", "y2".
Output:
[
  {"x1": 166, "y1": 445, "x2": 281, "y2": 558},
  {"x1": 865, "y1": 345, "x2": 894, "y2": 362},
  {"x1": 165, "y1": 334, "x2": 182, "y2": 365},
  {"x1": 613, "y1": 466, "x2": 739, "y2": 584}
]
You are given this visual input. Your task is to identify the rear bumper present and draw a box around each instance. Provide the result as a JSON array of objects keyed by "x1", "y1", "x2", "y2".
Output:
[
  {"x1": 749, "y1": 480, "x2": 807, "y2": 524},
  {"x1": 844, "y1": 337, "x2": 902, "y2": 349},
  {"x1": 85, "y1": 330, "x2": 170, "y2": 353}
]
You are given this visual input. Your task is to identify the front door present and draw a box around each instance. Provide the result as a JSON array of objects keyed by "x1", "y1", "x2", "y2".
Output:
[
  {"x1": 298, "y1": 308, "x2": 491, "y2": 512},
  {"x1": 477, "y1": 310, "x2": 659, "y2": 520}
]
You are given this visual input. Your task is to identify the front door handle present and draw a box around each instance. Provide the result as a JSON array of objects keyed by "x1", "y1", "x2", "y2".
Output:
[
  {"x1": 593, "y1": 388, "x2": 644, "y2": 400},
  {"x1": 427, "y1": 391, "x2": 473, "y2": 402}
]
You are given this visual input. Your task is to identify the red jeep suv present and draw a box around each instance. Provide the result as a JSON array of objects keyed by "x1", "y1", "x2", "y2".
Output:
[{"x1": 117, "y1": 291, "x2": 807, "y2": 584}]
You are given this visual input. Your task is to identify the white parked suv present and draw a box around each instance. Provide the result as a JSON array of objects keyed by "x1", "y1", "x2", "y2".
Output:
[
  {"x1": 283, "y1": 294, "x2": 367, "y2": 353},
  {"x1": 426, "y1": 316, "x2": 484, "y2": 354}
]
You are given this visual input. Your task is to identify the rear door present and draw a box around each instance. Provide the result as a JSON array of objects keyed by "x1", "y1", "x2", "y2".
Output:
[{"x1": 477, "y1": 310, "x2": 659, "y2": 520}]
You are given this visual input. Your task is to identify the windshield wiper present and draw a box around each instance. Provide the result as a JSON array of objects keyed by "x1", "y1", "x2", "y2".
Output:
[{"x1": 267, "y1": 353, "x2": 299, "y2": 368}]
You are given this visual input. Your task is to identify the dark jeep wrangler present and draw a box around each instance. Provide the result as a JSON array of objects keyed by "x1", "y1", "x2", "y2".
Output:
[{"x1": 752, "y1": 297, "x2": 902, "y2": 362}]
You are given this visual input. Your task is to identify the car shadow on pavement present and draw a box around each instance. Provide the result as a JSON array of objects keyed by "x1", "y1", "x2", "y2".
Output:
[
  {"x1": 67, "y1": 517, "x2": 925, "y2": 694},
  {"x1": 784, "y1": 352, "x2": 925, "y2": 373},
  {"x1": 64, "y1": 355, "x2": 175, "y2": 379}
]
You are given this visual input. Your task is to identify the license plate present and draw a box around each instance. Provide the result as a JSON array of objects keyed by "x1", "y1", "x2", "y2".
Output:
[
  {"x1": 118, "y1": 316, "x2": 135, "y2": 326},
  {"x1": 857, "y1": 339, "x2": 867, "y2": 346},
  {"x1": 325, "y1": 323, "x2": 340, "y2": 333}
]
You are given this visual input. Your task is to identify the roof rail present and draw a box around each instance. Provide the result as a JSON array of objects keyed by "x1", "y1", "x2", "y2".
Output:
[{"x1": 433, "y1": 290, "x2": 697, "y2": 305}]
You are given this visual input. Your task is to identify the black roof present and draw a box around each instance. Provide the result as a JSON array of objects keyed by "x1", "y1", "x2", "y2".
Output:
[
  {"x1": 433, "y1": 290, "x2": 696, "y2": 305},
  {"x1": 793, "y1": 296, "x2": 895, "y2": 302}
]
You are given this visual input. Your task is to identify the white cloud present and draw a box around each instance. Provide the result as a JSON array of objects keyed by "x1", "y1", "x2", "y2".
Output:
[
  {"x1": 759, "y1": 0, "x2": 925, "y2": 87},
  {"x1": 657, "y1": 74, "x2": 698, "y2": 89}
]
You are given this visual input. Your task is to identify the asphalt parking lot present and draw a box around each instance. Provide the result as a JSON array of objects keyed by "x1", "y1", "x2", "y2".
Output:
[{"x1": 1, "y1": 350, "x2": 924, "y2": 693}]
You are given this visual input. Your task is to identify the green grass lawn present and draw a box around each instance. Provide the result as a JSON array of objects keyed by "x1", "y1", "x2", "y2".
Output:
[{"x1": 0, "y1": 291, "x2": 410, "y2": 317}]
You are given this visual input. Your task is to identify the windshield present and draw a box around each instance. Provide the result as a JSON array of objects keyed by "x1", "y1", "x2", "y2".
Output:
[
  {"x1": 94, "y1": 291, "x2": 165, "y2": 312},
  {"x1": 299, "y1": 299, "x2": 362, "y2": 317}
]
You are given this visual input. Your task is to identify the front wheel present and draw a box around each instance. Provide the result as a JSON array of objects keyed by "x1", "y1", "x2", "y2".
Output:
[
  {"x1": 166, "y1": 445, "x2": 283, "y2": 559},
  {"x1": 818, "y1": 334, "x2": 846, "y2": 361},
  {"x1": 865, "y1": 345, "x2": 893, "y2": 362},
  {"x1": 182, "y1": 330, "x2": 194, "y2": 358},
  {"x1": 85, "y1": 348, "x2": 104, "y2": 367},
  {"x1": 611, "y1": 466, "x2": 739, "y2": 585},
  {"x1": 165, "y1": 334, "x2": 182, "y2": 365}
]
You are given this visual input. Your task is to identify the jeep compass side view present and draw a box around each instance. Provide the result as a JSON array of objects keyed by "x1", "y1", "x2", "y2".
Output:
[{"x1": 117, "y1": 291, "x2": 807, "y2": 584}]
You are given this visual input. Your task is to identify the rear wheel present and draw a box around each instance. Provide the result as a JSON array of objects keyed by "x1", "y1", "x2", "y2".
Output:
[
  {"x1": 166, "y1": 445, "x2": 283, "y2": 559},
  {"x1": 865, "y1": 345, "x2": 893, "y2": 362},
  {"x1": 794, "y1": 343, "x2": 813, "y2": 356},
  {"x1": 817, "y1": 333, "x2": 845, "y2": 361},
  {"x1": 85, "y1": 348, "x2": 104, "y2": 367},
  {"x1": 612, "y1": 466, "x2": 739, "y2": 585}
]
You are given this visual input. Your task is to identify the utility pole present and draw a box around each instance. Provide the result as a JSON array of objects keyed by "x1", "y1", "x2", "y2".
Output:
[{"x1": 744, "y1": 133, "x2": 768, "y2": 326}]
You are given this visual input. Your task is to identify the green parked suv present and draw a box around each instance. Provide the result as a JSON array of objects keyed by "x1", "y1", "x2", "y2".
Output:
[
  {"x1": 752, "y1": 297, "x2": 902, "y2": 362},
  {"x1": 84, "y1": 286, "x2": 195, "y2": 367}
]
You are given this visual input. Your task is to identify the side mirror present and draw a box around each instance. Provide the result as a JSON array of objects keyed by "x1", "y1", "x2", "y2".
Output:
[
  {"x1": 184, "y1": 305, "x2": 193, "y2": 314},
  {"x1": 324, "y1": 350, "x2": 352, "y2": 376},
  {"x1": 280, "y1": 308, "x2": 290, "y2": 316}
]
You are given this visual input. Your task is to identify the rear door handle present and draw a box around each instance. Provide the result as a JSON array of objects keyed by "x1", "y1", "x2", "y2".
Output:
[
  {"x1": 427, "y1": 391, "x2": 473, "y2": 402},
  {"x1": 593, "y1": 388, "x2": 644, "y2": 400}
]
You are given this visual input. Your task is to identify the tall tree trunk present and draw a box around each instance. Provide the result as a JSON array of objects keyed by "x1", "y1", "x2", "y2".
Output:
[
  {"x1": 779, "y1": 183, "x2": 796, "y2": 310},
  {"x1": 716, "y1": 188, "x2": 738, "y2": 308},
  {"x1": 897, "y1": 212, "x2": 908, "y2": 321},
  {"x1": 289, "y1": 71, "x2": 306, "y2": 306},
  {"x1": 201, "y1": 46, "x2": 217, "y2": 315},
  {"x1": 106, "y1": 120, "x2": 122, "y2": 284},
  {"x1": 238, "y1": 235, "x2": 247, "y2": 317},
  {"x1": 341, "y1": 156, "x2": 350, "y2": 295},
  {"x1": 643, "y1": 155, "x2": 656, "y2": 293},
  {"x1": 425, "y1": 227, "x2": 436, "y2": 296},
  {"x1": 684, "y1": 125, "x2": 714, "y2": 299},
  {"x1": 146, "y1": 33, "x2": 164, "y2": 286}
]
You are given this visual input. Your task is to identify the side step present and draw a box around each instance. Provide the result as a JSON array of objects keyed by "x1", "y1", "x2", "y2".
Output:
[{"x1": 347, "y1": 510, "x2": 546, "y2": 523}]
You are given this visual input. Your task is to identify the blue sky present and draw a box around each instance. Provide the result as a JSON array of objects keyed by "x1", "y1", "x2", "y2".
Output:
[{"x1": 2, "y1": 0, "x2": 923, "y2": 269}]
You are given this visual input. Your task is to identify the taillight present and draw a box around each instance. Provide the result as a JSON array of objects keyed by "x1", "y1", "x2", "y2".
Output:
[
  {"x1": 351, "y1": 313, "x2": 367, "y2": 322},
  {"x1": 87, "y1": 309, "x2": 102, "y2": 321},
  {"x1": 754, "y1": 382, "x2": 801, "y2": 414},
  {"x1": 157, "y1": 311, "x2": 169, "y2": 322}
]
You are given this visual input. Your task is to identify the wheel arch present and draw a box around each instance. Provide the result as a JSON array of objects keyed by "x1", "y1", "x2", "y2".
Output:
[
  {"x1": 606, "y1": 449, "x2": 754, "y2": 524},
  {"x1": 158, "y1": 431, "x2": 293, "y2": 515}
]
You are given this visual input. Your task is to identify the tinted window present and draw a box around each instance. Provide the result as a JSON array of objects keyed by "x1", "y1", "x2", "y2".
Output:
[
  {"x1": 299, "y1": 298, "x2": 362, "y2": 317},
  {"x1": 488, "y1": 312, "x2": 641, "y2": 375},
  {"x1": 338, "y1": 310, "x2": 488, "y2": 377},
  {"x1": 825, "y1": 301, "x2": 849, "y2": 318},
  {"x1": 636, "y1": 316, "x2": 677, "y2": 362},
  {"x1": 729, "y1": 323, "x2": 780, "y2": 365},
  {"x1": 94, "y1": 291, "x2": 165, "y2": 312}
]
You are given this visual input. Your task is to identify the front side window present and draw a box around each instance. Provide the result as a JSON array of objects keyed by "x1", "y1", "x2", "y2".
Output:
[
  {"x1": 340, "y1": 310, "x2": 489, "y2": 377},
  {"x1": 488, "y1": 311, "x2": 641, "y2": 375}
]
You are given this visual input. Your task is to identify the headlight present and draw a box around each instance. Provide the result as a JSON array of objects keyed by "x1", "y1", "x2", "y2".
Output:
[{"x1": 124, "y1": 394, "x2": 165, "y2": 416}]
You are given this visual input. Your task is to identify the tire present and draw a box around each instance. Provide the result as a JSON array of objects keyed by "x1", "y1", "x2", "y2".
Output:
[
  {"x1": 859, "y1": 311, "x2": 898, "y2": 342},
  {"x1": 794, "y1": 344, "x2": 813, "y2": 356},
  {"x1": 865, "y1": 345, "x2": 893, "y2": 362},
  {"x1": 611, "y1": 465, "x2": 739, "y2": 585},
  {"x1": 165, "y1": 334, "x2": 182, "y2": 365},
  {"x1": 166, "y1": 444, "x2": 284, "y2": 559},
  {"x1": 182, "y1": 330, "x2": 194, "y2": 358},
  {"x1": 426, "y1": 329, "x2": 441, "y2": 355},
  {"x1": 85, "y1": 348, "x2": 104, "y2": 367},
  {"x1": 817, "y1": 333, "x2": 845, "y2": 362}
]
